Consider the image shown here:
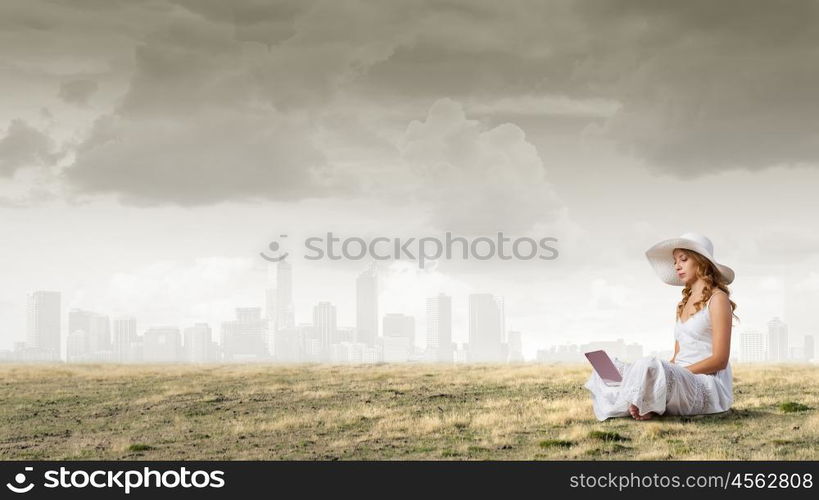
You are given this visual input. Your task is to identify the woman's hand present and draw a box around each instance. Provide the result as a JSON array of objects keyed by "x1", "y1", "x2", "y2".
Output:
[{"x1": 684, "y1": 360, "x2": 720, "y2": 375}]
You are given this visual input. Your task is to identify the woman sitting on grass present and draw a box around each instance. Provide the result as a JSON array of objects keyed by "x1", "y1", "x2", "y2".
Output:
[{"x1": 584, "y1": 232, "x2": 739, "y2": 421}]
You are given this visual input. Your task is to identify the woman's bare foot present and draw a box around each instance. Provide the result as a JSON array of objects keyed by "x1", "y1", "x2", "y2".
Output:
[{"x1": 628, "y1": 403, "x2": 656, "y2": 420}]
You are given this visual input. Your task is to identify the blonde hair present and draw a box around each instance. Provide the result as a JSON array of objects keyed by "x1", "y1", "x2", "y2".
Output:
[{"x1": 675, "y1": 249, "x2": 739, "y2": 323}]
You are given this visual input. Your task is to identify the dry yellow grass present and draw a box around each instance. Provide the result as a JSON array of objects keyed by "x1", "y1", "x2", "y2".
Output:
[{"x1": 0, "y1": 362, "x2": 816, "y2": 460}]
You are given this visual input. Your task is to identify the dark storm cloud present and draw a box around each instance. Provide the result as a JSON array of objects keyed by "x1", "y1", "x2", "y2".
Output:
[
  {"x1": 61, "y1": 6, "x2": 361, "y2": 205},
  {"x1": 5, "y1": 0, "x2": 818, "y2": 205},
  {"x1": 58, "y1": 79, "x2": 99, "y2": 105},
  {"x1": 577, "y1": 0, "x2": 819, "y2": 174},
  {"x1": 0, "y1": 119, "x2": 60, "y2": 176},
  {"x1": 359, "y1": 0, "x2": 819, "y2": 174},
  {"x1": 169, "y1": 0, "x2": 309, "y2": 47},
  {"x1": 56, "y1": 1, "x2": 433, "y2": 205},
  {"x1": 64, "y1": 111, "x2": 345, "y2": 205}
]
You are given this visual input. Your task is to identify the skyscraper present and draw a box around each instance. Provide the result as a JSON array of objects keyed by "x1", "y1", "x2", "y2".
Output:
[
  {"x1": 468, "y1": 293, "x2": 504, "y2": 362},
  {"x1": 313, "y1": 302, "x2": 337, "y2": 360},
  {"x1": 112, "y1": 317, "x2": 137, "y2": 363},
  {"x1": 767, "y1": 317, "x2": 788, "y2": 362},
  {"x1": 356, "y1": 264, "x2": 378, "y2": 346},
  {"x1": 741, "y1": 329, "x2": 766, "y2": 363},
  {"x1": 26, "y1": 291, "x2": 61, "y2": 361},
  {"x1": 426, "y1": 293, "x2": 453, "y2": 362}
]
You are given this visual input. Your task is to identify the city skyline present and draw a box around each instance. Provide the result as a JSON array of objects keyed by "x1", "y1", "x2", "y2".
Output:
[
  {"x1": 3, "y1": 2, "x2": 819, "y2": 371},
  {"x1": 3, "y1": 259, "x2": 816, "y2": 364}
]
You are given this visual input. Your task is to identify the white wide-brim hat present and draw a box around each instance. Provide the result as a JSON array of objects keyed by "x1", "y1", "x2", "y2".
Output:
[{"x1": 645, "y1": 232, "x2": 734, "y2": 286}]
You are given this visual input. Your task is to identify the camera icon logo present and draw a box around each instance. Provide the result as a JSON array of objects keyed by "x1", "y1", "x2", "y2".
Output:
[{"x1": 6, "y1": 467, "x2": 35, "y2": 493}]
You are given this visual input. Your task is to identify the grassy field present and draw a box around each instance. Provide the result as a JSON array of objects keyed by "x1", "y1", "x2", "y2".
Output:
[{"x1": 0, "y1": 362, "x2": 816, "y2": 460}]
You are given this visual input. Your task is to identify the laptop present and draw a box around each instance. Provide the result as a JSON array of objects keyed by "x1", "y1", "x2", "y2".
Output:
[{"x1": 584, "y1": 350, "x2": 623, "y2": 387}]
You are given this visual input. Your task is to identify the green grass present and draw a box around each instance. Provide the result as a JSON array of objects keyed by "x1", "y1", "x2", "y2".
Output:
[
  {"x1": 778, "y1": 402, "x2": 811, "y2": 413},
  {"x1": 0, "y1": 362, "x2": 816, "y2": 460},
  {"x1": 539, "y1": 439, "x2": 574, "y2": 448},
  {"x1": 588, "y1": 430, "x2": 630, "y2": 442}
]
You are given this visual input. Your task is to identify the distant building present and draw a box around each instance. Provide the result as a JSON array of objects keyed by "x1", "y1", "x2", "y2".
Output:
[
  {"x1": 67, "y1": 309, "x2": 111, "y2": 362},
  {"x1": 625, "y1": 343, "x2": 644, "y2": 361},
  {"x1": 767, "y1": 317, "x2": 788, "y2": 362},
  {"x1": 804, "y1": 335, "x2": 816, "y2": 363},
  {"x1": 580, "y1": 339, "x2": 643, "y2": 363},
  {"x1": 184, "y1": 323, "x2": 216, "y2": 363},
  {"x1": 143, "y1": 327, "x2": 182, "y2": 363},
  {"x1": 740, "y1": 329, "x2": 766, "y2": 363},
  {"x1": 26, "y1": 291, "x2": 61, "y2": 361},
  {"x1": 335, "y1": 327, "x2": 355, "y2": 344},
  {"x1": 426, "y1": 293, "x2": 454, "y2": 363},
  {"x1": 264, "y1": 286, "x2": 277, "y2": 355},
  {"x1": 304, "y1": 337, "x2": 322, "y2": 361},
  {"x1": 273, "y1": 326, "x2": 301, "y2": 362},
  {"x1": 221, "y1": 308, "x2": 268, "y2": 362},
  {"x1": 535, "y1": 339, "x2": 642, "y2": 364},
  {"x1": 112, "y1": 317, "x2": 137, "y2": 363},
  {"x1": 537, "y1": 344, "x2": 582, "y2": 363},
  {"x1": 507, "y1": 331, "x2": 524, "y2": 363},
  {"x1": 313, "y1": 302, "x2": 337, "y2": 360},
  {"x1": 356, "y1": 264, "x2": 379, "y2": 346},
  {"x1": 125, "y1": 337, "x2": 143, "y2": 363},
  {"x1": 275, "y1": 261, "x2": 295, "y2": 332},
  {"x1": 468, "y1": 294, "x2": 504, "y2": 362},
  {"x1": 330, "y1": 341, "x2": 379, "y2": 364},
  {"x1": 274, "y1": 324, "x2": 318, "y2": 363},
  {"x1": 66, "y1": 329, "x2": 89, "y2": 363},
  {"x1": 454, "y1": 342, "x2": 469, "y2": 363},
  {"x1": 382, "y1": 313, "x2": 414, "y2": 362},
  {"x1": 363, "y1": 343, "x2": 381, "y2": 363}
]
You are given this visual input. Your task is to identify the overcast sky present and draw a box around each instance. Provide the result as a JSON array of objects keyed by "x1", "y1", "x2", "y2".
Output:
[{"x1": 2, "y1": 0, "x2": 819, "y2": 358}]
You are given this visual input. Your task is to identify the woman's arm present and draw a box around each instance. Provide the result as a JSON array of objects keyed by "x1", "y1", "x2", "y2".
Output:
[
  {"x1": 685, "y1": 293, "x2": 732, "y2": 375},
  {"x1": 670, "y1": 340, "x2": 679, "y2": 363}
]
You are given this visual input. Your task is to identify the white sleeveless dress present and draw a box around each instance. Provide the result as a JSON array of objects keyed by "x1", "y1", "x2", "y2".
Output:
[{"x1": 583, "y1": 293, "x2": 734, "y2": 421}]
